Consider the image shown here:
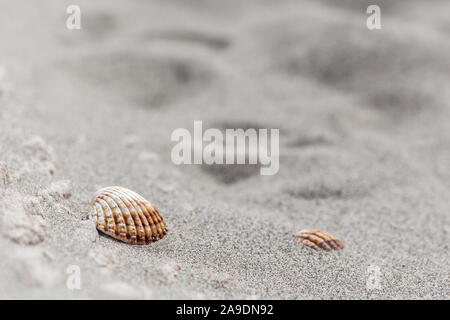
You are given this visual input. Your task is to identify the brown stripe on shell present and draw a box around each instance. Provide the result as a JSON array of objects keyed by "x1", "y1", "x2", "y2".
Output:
[
  {"x1": 103, "y1": 191, "x2": 138, "y2": 244},
  {"x1": 296, "y1": 229, "x2": 343, "y2": 251},
  {"x1": 125, "y1": 187, "x2": 167, "y2": 240},
  {"x1": 117, "y1": 187, "x2": 164, "y2": 242},
  {"x1": 315, "y1": 230, "x2": 344, "y2": 249},
  {"x1": 98, "y1": 198, "x2": 116, "y2": 236},
  {"x1": 102, "y1": 195, "x2": 128, "y2": 242},
  {"x1": 118, "y1": 188, "x2": 154, "y2": 244},
  {"x1": 310, "y1": 229, "x2": 343, "y2": 250},
  {"x1": 90, "y1": 186, "x2": 168, "y2": 245},
  {"x1": 298, "y1": 238, "x2": 320, "y2": 250},
  {"x1": 92, "y1": 203, "x2": 103, "y2": 231},
  {"x1": 108, "y1": 188, "x2": 148, "y2": 245}
]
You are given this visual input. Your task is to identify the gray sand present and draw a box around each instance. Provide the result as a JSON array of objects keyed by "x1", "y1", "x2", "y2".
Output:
[{"x1": 0, "y1": 0, "x2": 449, "y2": 299}]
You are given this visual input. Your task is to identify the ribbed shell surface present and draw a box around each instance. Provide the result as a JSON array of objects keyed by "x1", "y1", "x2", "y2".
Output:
[
  {"x1": 91, "y1": 186, "x2": 167, "y2": 245},
  {"x1": 296, "y1": 229, "x2": 343, "y2": 251}
]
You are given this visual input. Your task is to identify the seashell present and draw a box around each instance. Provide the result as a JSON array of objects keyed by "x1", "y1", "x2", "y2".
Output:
[
  {"x1": 295, "y1": 229, "x2": 343, "y2": 251},
  {"x1": 90, "y1": 186, "x2": 167, "y2": 245}
]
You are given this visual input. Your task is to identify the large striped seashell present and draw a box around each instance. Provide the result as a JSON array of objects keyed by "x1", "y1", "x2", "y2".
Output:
[
  {"x1": 295, "y1": 229, "x2": 343, "y2": 251},
  {"x1": 90, "y1": 186, "x2": 167, "y2": 245}
]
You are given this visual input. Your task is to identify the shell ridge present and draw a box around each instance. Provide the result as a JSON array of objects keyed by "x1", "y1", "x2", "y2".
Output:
[
  {"x1": 119, "y1": 188, "x2": 161, "y2": 241},
  {"x1": 296, "y1": 229, "x2": 342, "y2": 251},
  {"x1": 103, "y1": 190, "x2": 138, "y2": 244},
  {"x1": 112, "y1": 188, "x2": 148, "y2": 244},
  {"x1": 309, "y1": 230, "x2": 340, "y2": 250},
  {"x1": 298, "y1": 238, "x2": 319, "y2": 250},
  {"x1": 315, "y1": 230, "x2": 344, "y2": 249},
  {"x1": 123, "y1": 189, "x2": 166, "y2": 236},
  {"x1": 93, "y1": 202, "x2": 105, "y2": 231},
  {"x1": 97, "y1": 198, "x2": 116, "y2": 237},
  {"x1": 115, "y1": 189, "x2": 151, "y2": 234},
  {"x1": 102, "y1": 195, "x2": 127, "y2": 241},
  {"x1": 134, "y1": 200, "x2": 158, "y2": 240}
]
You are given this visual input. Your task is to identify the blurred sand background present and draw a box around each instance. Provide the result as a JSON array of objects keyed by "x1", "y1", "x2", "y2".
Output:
[{"x1": 0, "y1": 0, "x2": 449, "y2": 299}]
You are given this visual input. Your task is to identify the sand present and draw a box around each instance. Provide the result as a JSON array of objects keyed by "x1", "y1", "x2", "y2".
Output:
[{"x1": 0, "y1": 0, "x2": 448, "y2": 299}]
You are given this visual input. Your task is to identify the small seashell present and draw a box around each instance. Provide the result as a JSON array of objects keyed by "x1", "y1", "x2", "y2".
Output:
[
  {"x1": 90, "y1": 186, "x2": 167, "y2": 245},
  {"x1": 295, "y1": 229, "x2": 343, "y2": 251}
]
